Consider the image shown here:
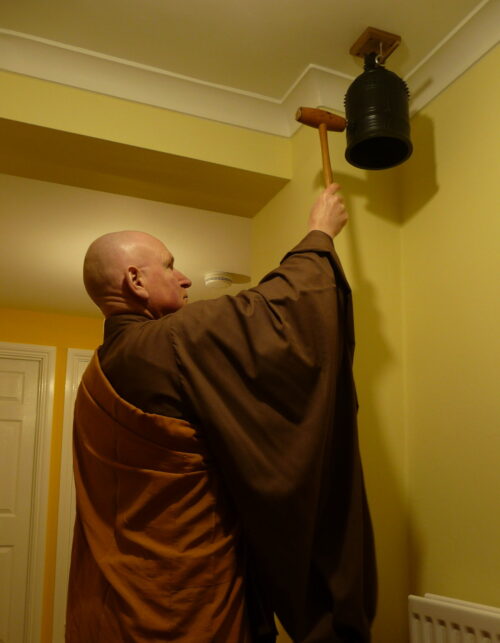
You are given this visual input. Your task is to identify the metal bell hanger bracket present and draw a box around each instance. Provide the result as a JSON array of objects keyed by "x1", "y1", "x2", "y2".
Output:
[
  {"x1": 349, "y1": 26, "x2": 401, "y2": 66},
  {"x1": 344, "y1": 26, "x2": 413, "y2": 170}
]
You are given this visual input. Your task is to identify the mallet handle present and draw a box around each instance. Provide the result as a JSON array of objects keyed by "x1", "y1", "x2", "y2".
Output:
[
  {"x1": 296, "y1": 107, "x2": 345, "y2": 187},
  {"x1": 319, "y1": 123, "x2": 333, "y2": 186}
]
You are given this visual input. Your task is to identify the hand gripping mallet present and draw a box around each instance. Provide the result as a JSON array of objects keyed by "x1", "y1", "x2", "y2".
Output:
[{"x1": 295, "y1": 107, "x2": 347, "y2": 186}]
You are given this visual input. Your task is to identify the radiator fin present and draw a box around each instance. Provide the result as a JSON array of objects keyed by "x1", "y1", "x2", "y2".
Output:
[{"x1": 409, "y1": 595, "x2": 500, "y2": 643}]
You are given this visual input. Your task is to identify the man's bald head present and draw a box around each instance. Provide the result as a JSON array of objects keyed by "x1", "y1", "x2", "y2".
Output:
[
  {"x1": 83, "y1": 230, "x2": 157, "y2": 302},
  {"x1": 83, "y1": 231, "x2": 191, "y2": 318}
]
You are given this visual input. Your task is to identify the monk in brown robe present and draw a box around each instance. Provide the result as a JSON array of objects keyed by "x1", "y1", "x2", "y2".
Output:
[{"x1": 66, "y1": 183, "x2": 377, "y2": 642}]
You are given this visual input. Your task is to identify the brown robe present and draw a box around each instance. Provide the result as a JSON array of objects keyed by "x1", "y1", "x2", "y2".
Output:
[
  {"x1": 68, "y1": 230, "x2": 377, "y2": 642},
  {"x1": 67, "y1": 355, "x2": 251, "y2": 642}
]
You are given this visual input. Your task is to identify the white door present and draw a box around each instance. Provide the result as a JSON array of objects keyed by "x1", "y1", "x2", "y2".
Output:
[{"x1": 0, "y1": 345, "x2": 55, "y2": 643}]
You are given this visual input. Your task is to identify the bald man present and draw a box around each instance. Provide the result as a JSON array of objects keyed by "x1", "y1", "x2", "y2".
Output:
[
  {"x1": 66, "y1": 184, "x2": 377, "y2": 643},
  {"x1": 83, "y1": 231, "x2": 192, "y2": 315}
]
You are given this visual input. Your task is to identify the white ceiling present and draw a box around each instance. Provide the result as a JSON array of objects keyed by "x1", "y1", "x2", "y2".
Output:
[
  {"x1": 0, "y1": 0, "x2": 498, "y2": 316},
  {"x1": 0, "y1": 0, "x2": 493, "y2": 97},
  {"x1": 1, "y1": 0, "x2": 497, "y2": 134}
]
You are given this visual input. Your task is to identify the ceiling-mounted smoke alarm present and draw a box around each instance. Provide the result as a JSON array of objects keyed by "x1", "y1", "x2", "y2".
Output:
[{"x1": 204, "y1": 271, "x2": 233, "y2": 289}]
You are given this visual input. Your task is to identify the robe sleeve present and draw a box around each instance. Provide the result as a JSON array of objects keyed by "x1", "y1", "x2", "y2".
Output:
[
  {"x1": 168, "y1": 231, "x2": 342, "y2": 491},
  {"x1": 166, "y1": 230, "x2": 376, "y2": 641}
]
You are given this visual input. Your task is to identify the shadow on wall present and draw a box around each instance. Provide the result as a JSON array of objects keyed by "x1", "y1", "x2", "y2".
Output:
[
  {"x1": 397, "y1": 113, "x2": 439, "y2": 222},
  {"x1": 353, "y1": 235, "x2": 411, "y2": 640},
  {"x1": 281, "y1": 123, "x2": 436, "y2": 636},
  {"x1": 328, "y1": 112, "x2": 438, "y2": 224},
  {"x1": 333, "y1": 183, "x2": 417, "y2": 639}
]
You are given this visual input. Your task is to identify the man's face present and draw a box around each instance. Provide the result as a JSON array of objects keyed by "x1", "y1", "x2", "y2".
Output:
[{"x1": 141, "y1": 242, "x2": 191, "y2": 318}]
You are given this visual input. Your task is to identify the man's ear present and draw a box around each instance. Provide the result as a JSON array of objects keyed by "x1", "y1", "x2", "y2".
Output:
[{"x1": 125, "y1": 266, "x2": 149, "y2": 301}]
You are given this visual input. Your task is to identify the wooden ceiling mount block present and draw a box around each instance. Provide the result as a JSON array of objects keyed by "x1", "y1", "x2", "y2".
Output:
[{"x1": 349, "y1": 27, "x2": 401, "y2": 64}]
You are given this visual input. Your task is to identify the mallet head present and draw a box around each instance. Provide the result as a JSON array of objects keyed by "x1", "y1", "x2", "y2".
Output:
[{"x1": 295, "y1": 107, "x2": 346, "y2": 132}]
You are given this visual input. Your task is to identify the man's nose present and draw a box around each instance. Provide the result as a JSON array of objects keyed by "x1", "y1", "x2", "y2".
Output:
[{"x1": 175, "y1": 269, "x2": 192, "y2": 289}]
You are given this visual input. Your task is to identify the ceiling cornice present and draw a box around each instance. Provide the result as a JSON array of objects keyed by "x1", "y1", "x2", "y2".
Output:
[
  {"x1": 404, "y1": 0, "x2": 499, "y2": 115},
  {"x1": 0, "y1": 0, "x2": 498, "y2": 137}
]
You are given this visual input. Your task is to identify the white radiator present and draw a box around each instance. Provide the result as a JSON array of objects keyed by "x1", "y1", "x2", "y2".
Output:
[{"x1": 409, "y1": 594, "x2": 500, "y2": 642}]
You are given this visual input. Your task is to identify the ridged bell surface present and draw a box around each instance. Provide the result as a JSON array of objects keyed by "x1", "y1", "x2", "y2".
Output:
[{"x1": 345, "y1": 58, "x2": 412, "y2": 170}]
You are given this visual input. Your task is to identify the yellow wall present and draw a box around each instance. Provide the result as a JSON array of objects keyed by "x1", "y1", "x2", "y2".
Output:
[
  {"x1": 0, "y1": 70, "x2": 291, "y2": 178},
  {"x1": 401, "y1": 46, "x2": 500, "y2": 604},
  {"x1": 252, "y1": 44, "x2": 500, "y2": 640},
  {"x1": 2, "y1": 44, "x2": 498, "y2": 643},
  {"x1": 252, "y1": 124, "x2": 409, "y2": 640},
  {"x1": 0, "y1": 309, "x2": 103, "y2": 643},
  {"x1": 0, "y1": 71, "x2": 291, "y2": 218}
]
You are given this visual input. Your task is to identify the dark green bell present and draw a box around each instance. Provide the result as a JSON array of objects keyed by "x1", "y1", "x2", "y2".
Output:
[{"x1": 345, "y1": 53, "x2": 412, "y2": 170}]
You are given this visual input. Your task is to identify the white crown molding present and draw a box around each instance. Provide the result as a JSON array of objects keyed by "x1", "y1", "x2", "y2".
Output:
[
  {"x1": 405, "y1": 0, "x2": 499, "y2": 114},
  {"x1": 0, "y1": 0, "x2": 498, "y2": 137},
  {"x1": 0, "y1": 28, "x2": 340, "y2": 137}
]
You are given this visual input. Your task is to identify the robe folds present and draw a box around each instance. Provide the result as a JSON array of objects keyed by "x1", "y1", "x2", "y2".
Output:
[
  {"x1": 67, "y1": 356, "x2": 251, "y2": 642},
  {"x1": 68, "y1": 230, "x2": 377, "y2": 642}
]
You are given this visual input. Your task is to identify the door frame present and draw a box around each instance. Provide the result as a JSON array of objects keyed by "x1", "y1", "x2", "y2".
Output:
[
  {"x1": 52, "y1": 348, "x2": 93, "y2": 643},
  {"x1": 0, "y1": 341, "x2": 55, "y2": 643}
]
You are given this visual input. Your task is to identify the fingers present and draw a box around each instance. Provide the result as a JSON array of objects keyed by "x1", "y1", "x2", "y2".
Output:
[
  {"x1": 324, "y1": 183, "x2": 345, "y2": 209},
  {"x1": 324, "y1": 184, "x2": 347, "y2": 220},
  {"x1": 308, "y1": 183, "x2": 349, "y2": 238},
  {"x1": 325, "y1": 182, "x2": 341, "y2": 194}
]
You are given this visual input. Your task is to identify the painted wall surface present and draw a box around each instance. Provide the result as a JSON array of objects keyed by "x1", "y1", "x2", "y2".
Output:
[
  {"x1": 0, "y1": 70, "x2": 291, "y2": 178},
  {"x1": 0, "y1": 308, "x2": 103, "y2": 643},
  {"x1": 252, "y1": 125, "x2": 409, "y2": 641},
  {"x1": 401, "y1": 46, "x2": 500, "y2": 605},
  {"x1": 0, "y1": 173, "x2": 252, "y2": 316},
  {"x1": 0, "y1": 72, "x2": 291, "y2": 218},
  {"x1": 2, "y1": 44, "x2": 498, "y2": 643}
]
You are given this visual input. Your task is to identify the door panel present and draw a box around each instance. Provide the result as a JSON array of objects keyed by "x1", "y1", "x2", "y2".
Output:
[{"x1": 0, "y1": 358, "x2": 40, "y2": 642}]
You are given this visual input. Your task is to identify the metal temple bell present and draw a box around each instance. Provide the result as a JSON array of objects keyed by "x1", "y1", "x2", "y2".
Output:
[{"x1": 345, "y1": 30, "x2": 413, "y2": 170}]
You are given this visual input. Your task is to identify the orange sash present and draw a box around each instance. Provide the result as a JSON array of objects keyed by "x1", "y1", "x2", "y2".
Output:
[{"x1": 66, "y1": 353, "x2": 250, "y2": 642}]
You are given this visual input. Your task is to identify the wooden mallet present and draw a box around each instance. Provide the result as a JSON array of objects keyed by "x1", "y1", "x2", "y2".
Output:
[{"x1": 295, "y1": 107, "x2": 346, "y2": 186}]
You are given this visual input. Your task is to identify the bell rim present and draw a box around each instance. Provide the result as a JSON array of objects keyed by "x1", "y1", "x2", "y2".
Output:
[{"x1": 345, "y1": 134, "x2": 413, "y2": 170}]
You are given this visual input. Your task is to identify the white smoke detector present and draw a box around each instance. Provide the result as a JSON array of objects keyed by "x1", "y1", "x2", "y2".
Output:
[{"x1": 204, "y1": 271, "x2": 233, "y2": 289}]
